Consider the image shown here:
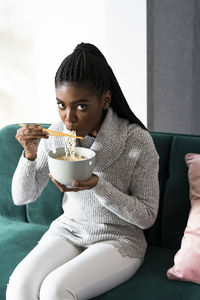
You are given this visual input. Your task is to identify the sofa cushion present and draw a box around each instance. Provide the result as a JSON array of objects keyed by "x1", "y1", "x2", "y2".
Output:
[
  {"x1": 94, "y1": 246, "x2": 200, "y2": 300},
  {"x1": 161, "y1": 135, "x2": 200, "y2": 249},
  {"x1": 167, "y1": 153, "x2": 200, "y2": 283},
  {"x1": 0, "y1": 216, "x2": 48, "y2": 300},
  {"x1": 145, "y1": 133, "x2": 173, "y2": 246},
  {"x1": 0, "y1": 125, "x2": 27, "y2": 221}
]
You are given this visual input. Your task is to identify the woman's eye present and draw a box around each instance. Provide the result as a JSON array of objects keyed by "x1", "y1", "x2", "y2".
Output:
[
  {"x1": 77, "y1": 104, "x2": 87, "y2": 111},
  {"x1": 57, "y1": 102, "x2": 66, "y2": 110}
]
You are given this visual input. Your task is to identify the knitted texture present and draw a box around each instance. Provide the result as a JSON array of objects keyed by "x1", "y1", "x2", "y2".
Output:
[{"x1": 12, "y1": 108, "x2": 159, "y2": 258}]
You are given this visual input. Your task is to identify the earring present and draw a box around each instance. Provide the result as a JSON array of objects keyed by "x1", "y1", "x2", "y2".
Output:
[{"x1": 104, "y1": 104, "x2": 109, "y2": 110}]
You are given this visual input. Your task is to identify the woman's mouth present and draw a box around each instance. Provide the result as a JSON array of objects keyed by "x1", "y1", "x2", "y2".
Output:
[
  {"x1": 65, "y1": 123, "x2": 77, "y2": 131},
  {"x1": 64, "y1": 124, "x2": 88, "y2": 138},
  {"x1": 66, "y1": 127, "x2": 76, "y2": 132}
]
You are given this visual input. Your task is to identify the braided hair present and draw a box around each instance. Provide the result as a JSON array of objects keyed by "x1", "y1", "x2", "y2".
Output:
[{"x1": 55, "y1": 42, "x2": 147, "y2": 130}]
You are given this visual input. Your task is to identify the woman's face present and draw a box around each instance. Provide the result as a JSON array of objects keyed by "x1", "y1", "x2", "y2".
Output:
[{"x1": 55, "y1": 83, "x2": 111, "y2": 137}]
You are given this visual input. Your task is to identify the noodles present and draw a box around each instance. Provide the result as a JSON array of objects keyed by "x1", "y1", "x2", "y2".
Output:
[
  {"x1": 56, "y1": 156, "x2": 85, "y2": 161},
  {"x1": 57, "y1": 129, "x2": 86, "y2": 161},
  {"x1": 64, "y1": 129, "x2": 77, "y2": 158}
]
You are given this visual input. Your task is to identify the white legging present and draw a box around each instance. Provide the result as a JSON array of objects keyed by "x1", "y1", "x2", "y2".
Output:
[{"x1": 6, "y1": 232, "x2": 143, "y2": 300}]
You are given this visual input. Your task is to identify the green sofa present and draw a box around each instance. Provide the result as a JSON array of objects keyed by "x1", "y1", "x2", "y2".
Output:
[{"x1": 1, "y1": 124, "x2": 200, "y2": 300}]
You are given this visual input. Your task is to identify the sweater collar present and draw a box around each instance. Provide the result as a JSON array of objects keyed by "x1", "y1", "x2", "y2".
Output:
[{"x1": 88, "y1": 107, "x2": 128, "y2": 172}]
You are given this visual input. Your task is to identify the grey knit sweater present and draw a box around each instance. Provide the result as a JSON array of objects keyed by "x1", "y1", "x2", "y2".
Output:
[{"x1": 12, "y1": 108, "x2": 159, "y2": 259}]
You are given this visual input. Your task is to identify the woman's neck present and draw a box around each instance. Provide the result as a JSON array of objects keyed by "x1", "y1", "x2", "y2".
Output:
[{"x1": 88, "y1": 110, "x2": 107, "y2": 137}]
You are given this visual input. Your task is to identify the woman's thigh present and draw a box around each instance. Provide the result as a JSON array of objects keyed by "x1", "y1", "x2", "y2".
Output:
[
  {"x1": 6, "y1": 232, "x2": 83, "y2": 300},
  {"x1": 40, "y1": 243, "x2": 143, "y2": 300}
]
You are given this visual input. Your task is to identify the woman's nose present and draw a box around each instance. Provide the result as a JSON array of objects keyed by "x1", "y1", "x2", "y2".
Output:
[{"x1": 65, "y1": 108, "x2": 77, "y2": 122}]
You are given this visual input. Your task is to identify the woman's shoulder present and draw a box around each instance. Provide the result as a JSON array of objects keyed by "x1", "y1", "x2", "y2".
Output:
[
  {"x1": 127, "y1": 123, "x2": 151, "y2": 143},
  {"x1": 126, "y1": 123, "x2": 159, "y2": 158}
]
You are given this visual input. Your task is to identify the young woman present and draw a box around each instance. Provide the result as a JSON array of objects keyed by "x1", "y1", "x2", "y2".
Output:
[{"x1": 6, "y1": 43, "x2": 159, "y2": 300}]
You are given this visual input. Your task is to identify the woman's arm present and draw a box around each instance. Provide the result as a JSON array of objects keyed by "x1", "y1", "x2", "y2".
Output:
[
  {"x1": 12, "y1": 122, "x2": 65, "y2": 205},
  {"x1": 93, "y1": 159, "x2": 159, "y2": 229},
  {"x1": 92, "y1": 131, "x2": 159, "y2": 230},
  {"x1": 11, "y1": 137, "x2": 50, "y2": 205}
]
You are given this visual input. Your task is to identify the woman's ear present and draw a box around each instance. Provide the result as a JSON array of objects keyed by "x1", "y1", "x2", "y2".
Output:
[{"x1": 103, "y1": 90, "x2": 112, "y2": 109}]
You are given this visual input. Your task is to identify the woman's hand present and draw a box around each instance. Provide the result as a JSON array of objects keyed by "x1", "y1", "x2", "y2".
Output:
[
  {"x1": 49, "y1": 174, "x2": 99, "y2": 192},
  {"x1": 16, "y1": 124, "x2": 49, "y2": 160}
]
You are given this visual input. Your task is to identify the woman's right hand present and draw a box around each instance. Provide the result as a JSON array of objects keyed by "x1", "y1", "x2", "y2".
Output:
[{"x1": 16, "y1": 124, "x2": 49, "y2": 161}]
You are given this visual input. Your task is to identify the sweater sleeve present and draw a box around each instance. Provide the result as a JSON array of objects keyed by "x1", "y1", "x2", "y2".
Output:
[
  {"x1": 93, "y1": 130, "x2": 159, "y2": 230},
  {"x1": 12, "y1": 122, "x2": 65, "y2": 206},
  {"x1": 11, "y1": 137, "x2": 50, "y2": 206}
]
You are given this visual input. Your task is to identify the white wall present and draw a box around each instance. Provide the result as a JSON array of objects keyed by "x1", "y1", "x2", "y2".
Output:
[{"x1": 0, "y1": 0, "x2": 146, "y2": 128}]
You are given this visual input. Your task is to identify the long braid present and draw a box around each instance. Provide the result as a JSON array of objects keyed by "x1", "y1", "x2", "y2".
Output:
[{"x1": 55, "y1": 42, "x2": 147, "y2": 130}]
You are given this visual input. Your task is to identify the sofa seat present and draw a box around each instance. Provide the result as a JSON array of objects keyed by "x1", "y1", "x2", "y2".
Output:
[
  {"x1": 0, "y1": 216, "x2": 47, "y2": 297},
  {"x1": 95, "y1": 246, "x2": 200, "y2": 300}
]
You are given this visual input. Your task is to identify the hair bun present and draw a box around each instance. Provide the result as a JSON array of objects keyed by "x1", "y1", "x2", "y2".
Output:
[{"x1": 74, "y1": 42, "x2": 105, "y2": 60}]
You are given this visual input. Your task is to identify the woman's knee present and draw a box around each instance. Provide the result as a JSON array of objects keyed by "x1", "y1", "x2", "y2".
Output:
[
  {"x1": 6, "y1": 266, "x2": 33, "y2": 300},
  {"x1": 40, "y1": 272, "x2": 77, "y2": 300}
]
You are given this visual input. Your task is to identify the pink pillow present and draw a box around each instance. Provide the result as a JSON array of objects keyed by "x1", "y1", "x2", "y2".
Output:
[{"x1": 167, "y1": 153, "x2": 200, "y2": 283}]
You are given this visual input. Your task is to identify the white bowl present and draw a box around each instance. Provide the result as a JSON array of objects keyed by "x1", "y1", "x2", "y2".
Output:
[{"x1": 48, "y1": 147, "x2": 96, "y2": 187}]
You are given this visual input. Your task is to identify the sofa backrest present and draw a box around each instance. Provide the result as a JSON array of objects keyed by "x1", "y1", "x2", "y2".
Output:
[
  {"x1": 146, "y1": 132, "x2": 200, "y2": 250},
  {"x1": 144, "y1": 133, "x2": 173, "y2": 247},
  {"x1": 0, "y1": 124, "x2": 27, "y2": 221},
  {"x1": 1, "y1": 124, "x2": 200, "y2": 250}
]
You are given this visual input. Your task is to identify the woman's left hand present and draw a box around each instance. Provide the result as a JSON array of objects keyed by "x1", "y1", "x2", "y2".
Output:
[{"x1": 49, "y1": 174, "x2": 99, "y2": 193}]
